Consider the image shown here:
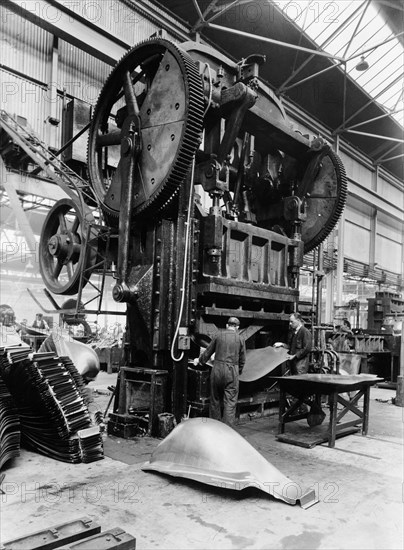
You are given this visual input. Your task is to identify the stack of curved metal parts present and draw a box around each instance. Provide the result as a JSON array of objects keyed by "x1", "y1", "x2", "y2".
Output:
[
  {"x1": 0, "y1": 366, "x2": 20, "y2": 470},
  {"x1": 0, "y1": 345, "x2": 103, "y2": 464}
]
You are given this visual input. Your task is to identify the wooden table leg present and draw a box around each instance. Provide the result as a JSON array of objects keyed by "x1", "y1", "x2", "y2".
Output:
[
  {"x1": 362, "y1": 386, "x2": 370, "y2": 435},
  {"x1": 278, "y1": 388, "x2": 287, "y2": 434},
  {"x1": 328, "y1": 391, "x2": 338, "y2": 447}
]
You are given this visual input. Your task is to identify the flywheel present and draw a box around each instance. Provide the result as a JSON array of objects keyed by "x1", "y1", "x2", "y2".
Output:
[
  {"x1": 39, "y1": 198, "x2": 99, "y2": 295},
  {"x1": 87, "y1": 38, "x2": 205, "y2": 219}
]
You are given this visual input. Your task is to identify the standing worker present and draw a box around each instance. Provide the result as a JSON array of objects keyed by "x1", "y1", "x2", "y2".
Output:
[
  {"x1": 194, "y1": 317, "x2": 246, "y2": 426},
  {"x1": 286, "y1": 312, "x2": 312, "y2": 375}
]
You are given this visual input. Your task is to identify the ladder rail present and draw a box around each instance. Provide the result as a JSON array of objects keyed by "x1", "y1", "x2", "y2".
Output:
[{"x1": 0, "y1": 110, "x2": 101, "y2": 217}]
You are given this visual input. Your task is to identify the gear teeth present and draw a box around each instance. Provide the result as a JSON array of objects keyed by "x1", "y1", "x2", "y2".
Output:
[
  {"x1": 304, "y1": 149, "x2": 347, "y2": 253},
  {"x1": 138, "y1": 47, "x2": 205, "y2": 216},
  {"x1": 87, "y1": 38, "x2": 204, "y2": 219}
]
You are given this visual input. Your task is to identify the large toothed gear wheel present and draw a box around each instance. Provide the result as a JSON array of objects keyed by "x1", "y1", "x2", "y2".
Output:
[
  {"x1": 39, "y1": 198, "x2": 99, "y2": 295},
  {"x1": 299, "y1": 148, "x2": 347, "y2": 253},
  {"x1": 252, "y1": 147, "x2": 346, "y2": 253},
  {"x1": 87, "y1": 38, "x2": 204, "y2": 219}
]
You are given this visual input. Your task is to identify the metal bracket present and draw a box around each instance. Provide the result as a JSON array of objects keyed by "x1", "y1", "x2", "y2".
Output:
[{"x1": 26, "y1": 288, "x2": 127, "y2": 316}]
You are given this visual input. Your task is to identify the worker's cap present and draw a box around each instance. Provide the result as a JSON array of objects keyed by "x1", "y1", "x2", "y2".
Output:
[{"x1": 227, "y1": 317, "x2": 240, "y2": 327}]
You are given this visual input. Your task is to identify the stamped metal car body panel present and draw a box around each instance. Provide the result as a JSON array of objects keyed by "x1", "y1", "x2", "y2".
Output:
[{"x1": 142, "y1": 417, "x2": 318, "y2": 508}]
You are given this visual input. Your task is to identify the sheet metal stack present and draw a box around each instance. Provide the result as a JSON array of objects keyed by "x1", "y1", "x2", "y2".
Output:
[
  {"x1": 0, "y1": 367, "x2": 20, "y2": 470},
  {"x1": 0, "y1": 345, "x2": 104, "y2": 464},
  {"x1": 0, "y1": 343, "x2": 30, "y2": 469}
]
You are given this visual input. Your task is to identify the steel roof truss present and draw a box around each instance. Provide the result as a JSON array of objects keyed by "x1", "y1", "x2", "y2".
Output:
[
  {"x1": 206, "y1": 22, "x2": 345, "y2": 61},
  {"x1": 345, "y1": 31, "x2": 404, "y2": 62},
  {"x1": 375, "y1": 142, "x2": 402, "y2": 162},
  {"x1": 290, "y1": 0, "x2": 316, "y2": 73},
  {"x1": 345, "y1": 130, "x2": 404, "y2": 143},
  {"x1": 335, "y1": 72, "x2": 404, "y2": 131},
  {"x1": 191, "y1": 0, "x2": 241, "y2": 32},
  {"x1": 191, "y1": 0, "x2": 204, "y2": 21},
  {"x1": 393, "y1": 88, "x2": 404, "y2": 111},
  {"x1": 277, "y1": 1, "x2": 367, "y2": 92},
  {"x1": 205, "y1": 0, "x2": 241, "y2": 25},
  {"x1": 342, "y1": 0, "x2": 371, "y2": 59},
  {"x1": 345, "y1": 109, "x2": 404, "y2": 131},
  {"x1": 337, "y1": 11, "x2": 385, "y2": 60},
  {"x1": 380, "y1": 152, "x2": 404, "y2": 163},
  {"x1": 282, "y1": 60, "x2": 346, "y2": 92}
]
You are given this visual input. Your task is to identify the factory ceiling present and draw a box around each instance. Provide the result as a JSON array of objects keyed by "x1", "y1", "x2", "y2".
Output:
[{"x1": 154, "y1": 0, "x2": 404, "y2": 182}]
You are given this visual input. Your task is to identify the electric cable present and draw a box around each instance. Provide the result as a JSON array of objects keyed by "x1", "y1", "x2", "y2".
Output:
[{"x1": 171, "y1": 158, "x2": 196, "y2": 362}]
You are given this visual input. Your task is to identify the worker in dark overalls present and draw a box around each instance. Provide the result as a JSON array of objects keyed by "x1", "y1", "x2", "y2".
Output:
[{"x1": 194, "y1": 317, "x2": 246, "y2": 426}]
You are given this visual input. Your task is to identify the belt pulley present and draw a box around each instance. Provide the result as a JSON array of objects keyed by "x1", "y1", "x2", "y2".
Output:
[{"x1": 39, "y1": 198, "x2": 99, "y2": 295}]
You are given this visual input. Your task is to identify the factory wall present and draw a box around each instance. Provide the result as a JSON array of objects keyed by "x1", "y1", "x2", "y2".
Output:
[
  {"x1": 0, "y1": 1, "x2": 180, "y2": 147},
  {"x1": 344, "y1": 197, "x2": 372, "y2": 266},
  {"x1": 290, "y1": 118, "x2": 403, "y2": 282},
  {"x1": 0, "y1": 0, "x2": 403, "y2": 322}
]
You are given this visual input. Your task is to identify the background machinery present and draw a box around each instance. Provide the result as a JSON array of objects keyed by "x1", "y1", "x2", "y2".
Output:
[{"x1": 38, "y1": 38, "x2": 347, "y2": 420}]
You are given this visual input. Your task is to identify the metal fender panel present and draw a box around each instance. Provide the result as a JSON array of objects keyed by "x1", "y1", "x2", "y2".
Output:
[
  {"x1": 53, "y1": 332, "x2": 100, "y2": 380},
  {"x1": 240, "y1": 346, "x2": 290, "y2": 382},
  {"x1": 142, "y1": 418, "x2": 318, "y2": 508}
]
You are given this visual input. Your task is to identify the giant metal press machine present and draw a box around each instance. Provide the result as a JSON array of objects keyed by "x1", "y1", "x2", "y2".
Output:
[{"x1": 38, "y1": 38, "x2": 347, "y2": 419}]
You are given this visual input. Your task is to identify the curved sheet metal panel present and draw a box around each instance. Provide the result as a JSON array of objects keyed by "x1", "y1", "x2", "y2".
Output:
[
  {"x1": 142, "y1": 418, "x2": 318, "y2": 508},
  {"x1": 52, "y1": 330, "x2": 100, "y2": 380},
  {"x1": 2, "y1": 326, "x2": 99, "y2": 379},
  {"x1": 240, "y1": 346, "x2": 290, "y2": 382}
]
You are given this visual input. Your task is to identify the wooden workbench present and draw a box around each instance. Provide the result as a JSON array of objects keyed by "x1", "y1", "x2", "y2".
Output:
[{"x1": 270, "y1": 374, "x2": 383, "y2": 448}]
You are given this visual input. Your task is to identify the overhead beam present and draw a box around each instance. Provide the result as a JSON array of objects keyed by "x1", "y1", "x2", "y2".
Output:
[
  {"x1": 2, "y1": 0, "x2": 129, "y2": 65},
  {"x1": 282, "y1": 61, "x2": 345, "y2": 92},
  {"x1": 204, "y1": 0, "x2": 240, "y2": 25},
  {"x1": 191, "y1": 0, "x2": 205, "y2": 25},
  {"x1": 381, "y1": 152, "x2": 404, "y2": 163},
  {"x1": 345, "y1": 130, "x2": 404, "y2": 143},
  {"x1": 370, "y1": 140, "x2": 401, "y2": 160},
  {"x1": 205, "y1": 22, "x2": 345, "y2": 61},
  {"x1": 348, "y1": 177, "x2": 403, "y2": 222},
  {"x1": 345, "y1": 109, "x2": 404, "y2": 131}
]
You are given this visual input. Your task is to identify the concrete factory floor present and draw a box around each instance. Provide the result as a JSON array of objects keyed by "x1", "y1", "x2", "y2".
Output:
[{"x1": 1, "y1": 372, "x2": 403, "y2": 550}]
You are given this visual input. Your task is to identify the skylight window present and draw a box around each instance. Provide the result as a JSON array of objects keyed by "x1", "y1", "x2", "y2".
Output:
[{"x1": 274, "y1": 0, "x2": 404, "y2": 127}]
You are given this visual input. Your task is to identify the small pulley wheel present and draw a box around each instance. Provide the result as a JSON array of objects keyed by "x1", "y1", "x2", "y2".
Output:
[{"x1": 39, "y1": 198, "x2": 98, "y2": 295}]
